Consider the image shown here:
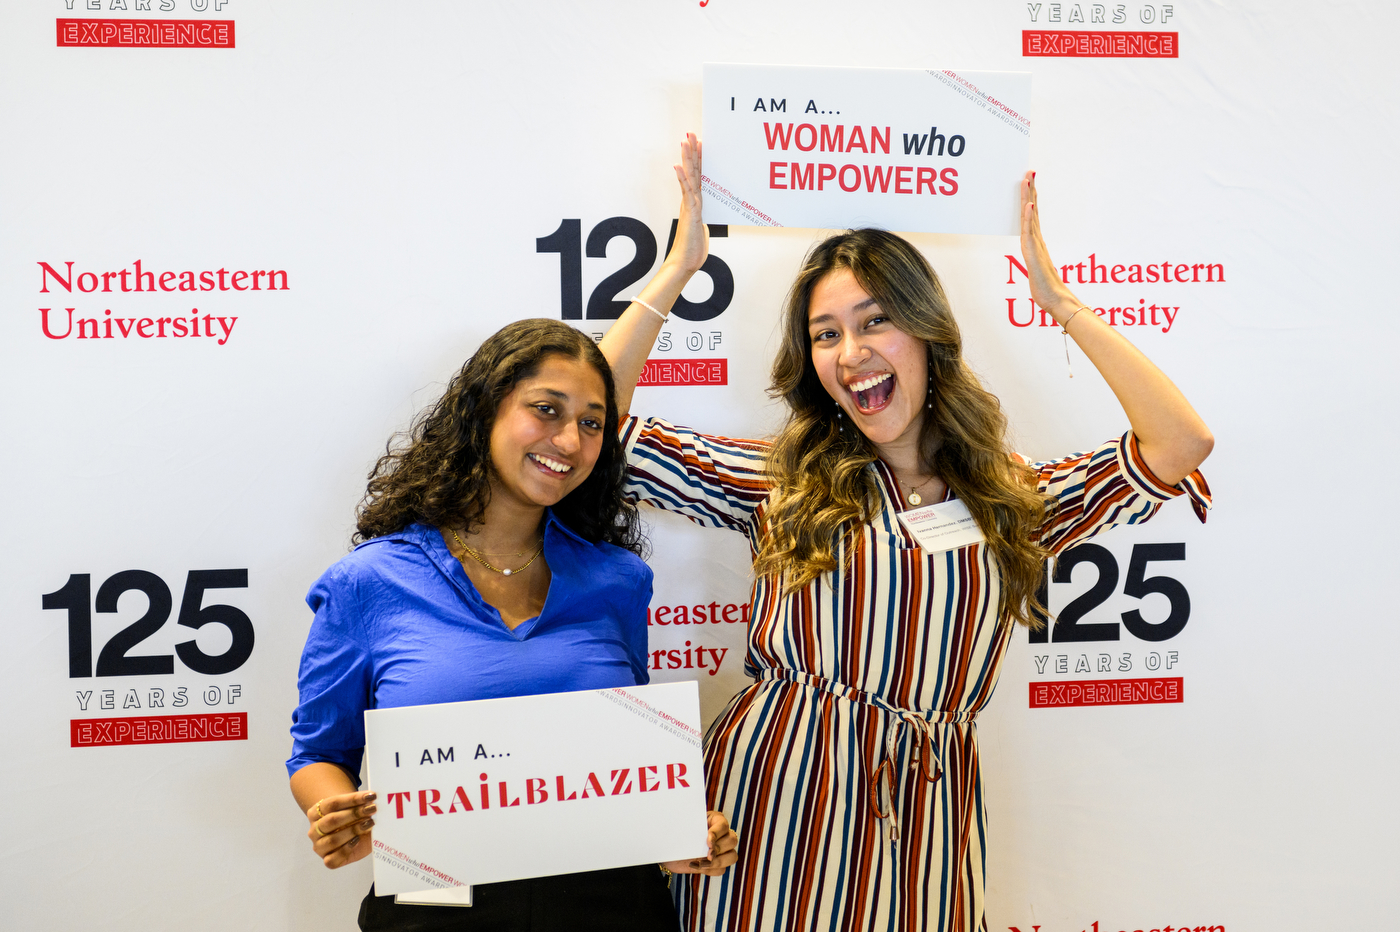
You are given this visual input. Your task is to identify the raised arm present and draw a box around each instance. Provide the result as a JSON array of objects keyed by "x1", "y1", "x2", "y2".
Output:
[
  {"x1": 1020, "y1": 172, "x2": 1214, "y2": 485},
  {"x1": 600, "y1": 134, "x2": 708, "y2": 417}
]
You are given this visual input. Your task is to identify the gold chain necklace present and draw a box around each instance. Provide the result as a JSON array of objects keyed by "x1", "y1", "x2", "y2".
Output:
[
  {"x1": 901, "y1": 473, "x2": 939, "y2": 507},
  {"x1": 451, "y1": 528, "x2": 544, "y2": 578}
]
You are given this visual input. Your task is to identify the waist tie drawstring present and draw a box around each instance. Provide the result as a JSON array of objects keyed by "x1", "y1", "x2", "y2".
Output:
[
  {"x1": 869, "y1": 713, "x2": 942, "y2": 841},
  {"x1": 758, "y1": 669, "x2": 978, "y2": 843}
]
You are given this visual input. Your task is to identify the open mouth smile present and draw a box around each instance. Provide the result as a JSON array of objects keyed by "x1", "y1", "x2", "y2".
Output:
[
  {"x1": 847, "y1": 372, "x2": 894, "y2": 413},
  {"x1": 528, "y1": 453, "x2": 573, "y2": 475}
]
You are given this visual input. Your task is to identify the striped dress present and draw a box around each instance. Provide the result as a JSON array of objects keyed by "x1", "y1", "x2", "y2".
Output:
[{"x1": 621, "y1": 417, "x2": 1210, "y2": 932}]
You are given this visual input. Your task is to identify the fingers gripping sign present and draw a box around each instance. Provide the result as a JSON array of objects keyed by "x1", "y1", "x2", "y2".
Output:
[
  {"x1": 662, "y1": 810, "x2": 740, "y2": 878},
  {"x1": 307, "y1": 791, "x2": 378, "y2": 869}
]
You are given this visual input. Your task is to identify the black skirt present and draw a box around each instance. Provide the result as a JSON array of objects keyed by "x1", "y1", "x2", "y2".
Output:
[{"x1": 358, "y1": 864, "x2": 679, "y2": 932}]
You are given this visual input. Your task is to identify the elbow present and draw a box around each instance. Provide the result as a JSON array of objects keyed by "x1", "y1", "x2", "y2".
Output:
[{"x1": 1183, "y1": 427, "x2": 1214, "y2": 474}]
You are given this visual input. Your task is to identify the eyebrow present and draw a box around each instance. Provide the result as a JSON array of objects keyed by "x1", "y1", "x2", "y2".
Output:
[
  {"x1": 808, "y1": 298, "x2": 879, "y2": 328},
  {"x1": 538, "y1": 388, "x2": 605, "y2": 411}
]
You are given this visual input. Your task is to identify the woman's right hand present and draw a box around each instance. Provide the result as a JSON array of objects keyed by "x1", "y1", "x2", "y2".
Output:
[
  {"x1": 305, "y1": 791, "x2": 377, "y2": 869},
  {"x1": 667, "y1": 133, "x2": 709, "y2": 274}
]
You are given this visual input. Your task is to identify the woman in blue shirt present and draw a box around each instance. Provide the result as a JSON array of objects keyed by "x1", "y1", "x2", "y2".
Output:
[{"x1": 288, "y1": 319, "x2": 737, "y2": 931}]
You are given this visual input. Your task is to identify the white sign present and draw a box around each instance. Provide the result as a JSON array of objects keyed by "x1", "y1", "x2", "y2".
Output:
[
  {"x1": 702, "y1": 63, "x2": 1030, "y2": 234},
  {"x1": 896, "y1": 498, "x2": 988, "y2": 553},
  {"x1": 363, "y1": 682, "x2": 710, "y2": 896}
]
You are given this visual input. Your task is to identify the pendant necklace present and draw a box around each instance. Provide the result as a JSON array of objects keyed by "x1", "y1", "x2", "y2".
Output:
[
  {"x1": 903, "y1": 474, "x2": 938, "y2": 507},
  {"x1": 451, "y1": 528, "x2": 544, "y2": 577}
]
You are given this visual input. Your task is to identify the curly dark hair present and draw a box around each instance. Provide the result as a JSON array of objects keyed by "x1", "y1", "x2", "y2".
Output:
[{"x1": 354, "y1": 318, "x2": 646, "y2": 555}]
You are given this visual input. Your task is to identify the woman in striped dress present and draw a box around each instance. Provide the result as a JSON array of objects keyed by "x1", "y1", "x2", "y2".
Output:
[{"x1": 602, "y1": 136, "x2": 1213, "y2": 932}]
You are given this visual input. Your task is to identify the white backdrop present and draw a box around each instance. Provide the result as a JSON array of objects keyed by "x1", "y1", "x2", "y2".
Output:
[{"x1": 2, "y1": 2, "x2": 1397, "y2": 930}]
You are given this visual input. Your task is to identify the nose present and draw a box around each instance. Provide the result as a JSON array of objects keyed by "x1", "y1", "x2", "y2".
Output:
[
  {"x1": 551, "y1": 420, "x2": 581, "y2": 456},
  {"x1": 837, "y1": 330, "x2": 870, "y2": 368}
]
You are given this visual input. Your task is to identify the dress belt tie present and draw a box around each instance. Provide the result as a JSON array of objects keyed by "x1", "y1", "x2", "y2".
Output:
[{"x1": 757, "y1": 668, "x2": 979, "y2": 841}]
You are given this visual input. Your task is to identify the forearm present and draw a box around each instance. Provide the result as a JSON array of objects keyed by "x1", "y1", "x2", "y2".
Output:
[
  {"x1": 290, "y1": 761, "x2": 359, "y2": 812},
  {"x1": 1045, "y1": 292, "x2": 1213, "y2": 485},
  {"x1": 1020, "y1": 175, "x2": 1212, "y2": 485},
  {"x1": 604, "y1": 133, "x2": 707, "y2": 417},
  {"x1": 601, "y1": 260, "x2": 697, "y2": 417}
]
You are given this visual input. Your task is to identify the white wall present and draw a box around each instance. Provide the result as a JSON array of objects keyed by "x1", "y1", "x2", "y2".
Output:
[{"x1": 2, "y1": 2, "x2": 1395, "y2": 929}]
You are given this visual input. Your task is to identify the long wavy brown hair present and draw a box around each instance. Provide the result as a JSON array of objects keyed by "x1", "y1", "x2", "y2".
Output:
[
  {"x1": 753, "y1": 230, "x2": 1055, "y2": 627},
  {"x1": 354, "y1": 319, "x2": 645, "y2": 555}
]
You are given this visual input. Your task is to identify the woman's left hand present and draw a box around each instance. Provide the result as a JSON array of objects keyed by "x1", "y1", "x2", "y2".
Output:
[
  {"x1": 1019, "y1": 170, "x2": 1082, "y2": 324},
  {"x1": 662, "y1": 810, "x2": 739, "y2": 877}
]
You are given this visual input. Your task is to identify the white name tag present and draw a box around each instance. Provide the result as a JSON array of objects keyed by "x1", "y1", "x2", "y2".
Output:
[{"x1": 896, "y1": 498, "x2": 987, "y2": 553}]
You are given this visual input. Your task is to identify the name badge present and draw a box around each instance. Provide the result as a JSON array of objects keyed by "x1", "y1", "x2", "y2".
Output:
[{"x1": 896, "y1": 498, "x2": 987, "y2": 553}]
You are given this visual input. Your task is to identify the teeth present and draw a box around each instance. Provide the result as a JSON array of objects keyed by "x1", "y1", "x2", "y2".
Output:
[
  {"x1": 529, "y1": 453, "x2": 571, "y2": 473},
  {"x1": 849, "y1": 373, "x2": 891, "y2": 393}
]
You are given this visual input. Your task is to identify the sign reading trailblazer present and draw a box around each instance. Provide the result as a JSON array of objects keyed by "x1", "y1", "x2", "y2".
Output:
[
  {"x1": 363, "y1": 682, "x2": 709, "y2": 896},
  {"x1": 702, "y1": 63, "x2": 1030, "y2": 235}
]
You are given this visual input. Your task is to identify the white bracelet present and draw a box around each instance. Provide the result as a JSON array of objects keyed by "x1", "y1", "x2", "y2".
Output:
[{"x1": 631, "y1": 296, "x2": 668, "y2": 322}]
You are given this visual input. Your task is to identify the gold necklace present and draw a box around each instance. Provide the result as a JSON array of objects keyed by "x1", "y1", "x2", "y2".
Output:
[
  {"x1": 901, "y1": 473, "x2": 939, "y2": 506},
  {"x1": 451, "y1": 528, "x2": 544, "y2": 577}
]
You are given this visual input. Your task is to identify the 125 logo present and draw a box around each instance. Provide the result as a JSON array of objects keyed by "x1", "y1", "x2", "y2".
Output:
[
  {"x1": 537, "y1": 218, "x2": 733, "y2": 321},
  {"x1": 43, "y1": 569, "x2": 253, "y2": 677},
  {"x1": 1031, "y1": 543, "x2": 1189, "y2": 643}
]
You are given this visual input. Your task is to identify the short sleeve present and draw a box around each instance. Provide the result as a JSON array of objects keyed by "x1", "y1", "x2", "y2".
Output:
[
  {"x1": 621, "y1": 416, "x2": 771, "y2": 534},
  {"x1": 286, "y1": 565, "x2": 374, "y2": 781},
  {"x1": 1033, "y1": 431, "x2": 1212, "y2": 555}
]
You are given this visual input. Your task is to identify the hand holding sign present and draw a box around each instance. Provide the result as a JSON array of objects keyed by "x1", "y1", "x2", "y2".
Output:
[
  {"x1": 295, "y1": 775, "x2": 377, "y2": 869},
  {"x1": 1019, "y1": 171, "x2": 1081, "y2": 324},
  {"x1": 668, "y1": 133, "x2": 710, "y2": 276},
  {"x1": 664, "y1": 810, "x2": 740, "y2": 877}
]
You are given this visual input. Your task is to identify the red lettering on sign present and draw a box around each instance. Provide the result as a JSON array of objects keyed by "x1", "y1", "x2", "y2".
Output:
[
  {"x1": 69, "y1": 713, "x2": 246, "y2": 747},
  {"x1": 1028, "y1": 676, "x2": 1184, "y2": 708},
  {"x1": 1023, "y1": 30, "x2": 1178, "y2": 58},
  {"x1": 637, "y1": 358, "x2": 728, "y2": 386},
  {"x1": 57, "y1": 19, "x2": 235, "y2": 48}
]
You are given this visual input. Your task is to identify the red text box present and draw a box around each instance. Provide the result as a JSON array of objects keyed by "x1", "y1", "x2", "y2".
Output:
[
  {"x1": 637, "y1": 358, "x2": 728, "y2": 387},
  {"x1": 1029, "y1": 677, "x2": 1182, "y2": 708},
  {"x1": 57, "y1": 19, "x2": 236, "y2": 48},
  {"x1": 1023, "y1": 30, "x2": 1177, "y2": 58},
  {"x1": 71, "y1": 713, "x2": 247, "y2": 747}
]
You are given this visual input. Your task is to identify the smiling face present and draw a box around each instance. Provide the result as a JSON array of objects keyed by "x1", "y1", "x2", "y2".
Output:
[
  {"x1": 487, "y1": 353, "x2": 608, "y2": 511},
  {"x1": 807, "y1": 268, "x2": 930, "y2": 454}
]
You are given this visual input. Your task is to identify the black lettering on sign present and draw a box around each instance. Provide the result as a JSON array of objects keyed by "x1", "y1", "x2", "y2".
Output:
[
  {"x1": 43, "y1": 569, "x2": 254, "y2": 677},
  {"x1": 1028, "y1": 543, "x2": 1191, "y2": 644}
]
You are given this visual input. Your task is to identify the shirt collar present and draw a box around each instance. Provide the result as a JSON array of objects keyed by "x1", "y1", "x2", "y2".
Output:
[{"x1": 360, "y1": 508, "x2": 591, "y2": 553}]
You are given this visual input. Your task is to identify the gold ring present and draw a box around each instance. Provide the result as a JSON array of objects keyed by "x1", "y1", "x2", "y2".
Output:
[
  {"x1": 314, "y1": 801, "x2": 325, "y2": 820},
  {"x1": 314, "y1": 821, "x2": 329, "y2": 837}
]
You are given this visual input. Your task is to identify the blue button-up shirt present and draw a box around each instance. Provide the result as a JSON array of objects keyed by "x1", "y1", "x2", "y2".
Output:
[{"x1": 287, "y1": 514, "x2": 653, "y2": 780}]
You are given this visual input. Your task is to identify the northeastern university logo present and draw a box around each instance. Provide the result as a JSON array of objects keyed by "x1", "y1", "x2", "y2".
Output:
[
  {"x1": 56, "y1": 0, "x2": 235, "y2": 50},
  {"x1": 1022, "y1": 3, "x2": 1179, "y2": 59}
]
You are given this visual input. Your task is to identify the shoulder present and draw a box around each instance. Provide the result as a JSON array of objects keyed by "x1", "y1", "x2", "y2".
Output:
[
  {"x1": 593, "y1": 538, "x2": 653, "y2": 586},
  {"x1": 307, "y1": 526, "x2": 436, "y2": 606},
  {"x1": 558, "y1": 528, "x2": 653, "y2": 586}
]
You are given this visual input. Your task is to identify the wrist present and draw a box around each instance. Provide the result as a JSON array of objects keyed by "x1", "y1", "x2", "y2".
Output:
[{"x1": 1041, "y1": 292, "x2": 1084, "y2": 324}]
